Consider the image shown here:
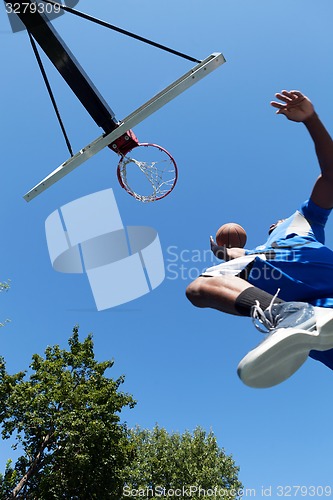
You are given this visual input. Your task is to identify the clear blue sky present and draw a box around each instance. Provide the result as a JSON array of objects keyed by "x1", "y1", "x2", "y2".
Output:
[{"x1": 1, "y1": 0, "x2": 333, "y2": 497}]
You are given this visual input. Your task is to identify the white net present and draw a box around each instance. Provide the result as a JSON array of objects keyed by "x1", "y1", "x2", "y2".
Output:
[{"x1": 117, "y1": 144, "x2": 178, "y2": 202}]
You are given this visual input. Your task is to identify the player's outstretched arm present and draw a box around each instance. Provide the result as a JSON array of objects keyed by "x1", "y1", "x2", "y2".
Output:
[{"x1": 271, "y1": 90, "x2": 333, "y2": 210}]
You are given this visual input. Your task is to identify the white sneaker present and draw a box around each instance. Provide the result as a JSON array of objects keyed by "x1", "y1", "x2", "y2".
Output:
[{"x1": 237, "y1": 300, "x2": 333, "y2": 388}]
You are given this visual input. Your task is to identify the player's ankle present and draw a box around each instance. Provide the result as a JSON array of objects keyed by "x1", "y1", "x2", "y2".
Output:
[{"x1": 235, "y1": 287, "x2": 284, "y2": 316}]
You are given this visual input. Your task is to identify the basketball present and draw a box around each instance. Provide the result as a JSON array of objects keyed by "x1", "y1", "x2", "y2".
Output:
[{"x1": 215, "y1": 223, "x2": 247, "y2": 248}]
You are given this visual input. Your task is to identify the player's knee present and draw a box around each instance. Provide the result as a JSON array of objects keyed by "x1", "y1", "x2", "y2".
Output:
[{"x1": 186, "y1": 279, "x2": 208, "y2": 308}]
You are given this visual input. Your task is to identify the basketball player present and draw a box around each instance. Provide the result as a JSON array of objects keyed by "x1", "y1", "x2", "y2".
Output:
[{"x1": 186, "y1": 90, "x2": 333, "y2": 388}]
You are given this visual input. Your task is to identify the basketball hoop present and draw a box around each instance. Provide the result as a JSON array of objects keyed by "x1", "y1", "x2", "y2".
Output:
[{"x1": 117, "y1": 143, "x2": 178, "y2": 202}]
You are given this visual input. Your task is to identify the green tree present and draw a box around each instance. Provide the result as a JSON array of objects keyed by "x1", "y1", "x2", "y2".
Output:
[
  {"x1": 122, "y1": 426, "x2": 243, "y2": 500},
  {"x1": 0, "y1": 327, "x2": 242, "y2": 499},
  {"x1": 0, "y1": 326, "x2": 136, "y2": 499}
]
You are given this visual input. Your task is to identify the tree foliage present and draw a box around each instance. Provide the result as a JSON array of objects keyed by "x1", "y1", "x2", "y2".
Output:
[
  {"x1": 122, "y1": 426, "x2": 243, "y2": 500},
  {"x1": 0, "y1": 326, "x2": 136, "y2": 499},
  {"x1": 0, "y1": 328, "x2": 242, "y2": 499}
]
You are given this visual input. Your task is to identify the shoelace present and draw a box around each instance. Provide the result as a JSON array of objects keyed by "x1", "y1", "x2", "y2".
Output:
[{"x1": 251, "y1": 289, "x2": 281, "y2": 333}]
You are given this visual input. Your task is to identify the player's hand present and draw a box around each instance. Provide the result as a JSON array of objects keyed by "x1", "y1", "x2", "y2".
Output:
[
  {"x1": 271, "y1": 90, "x2": 315, "y2": 122},
  {"x1": 210, "y1": 235, "x2": 216, "y2": 248},
  {"x1": 210, "y1": 236, "x2": 228, "y2": 260}
]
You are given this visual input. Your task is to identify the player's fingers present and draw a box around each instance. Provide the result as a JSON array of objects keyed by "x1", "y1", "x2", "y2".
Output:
[
  {"x1": 270, "y1": 101, "x2": 284, "y2": 109},
  {"x1": 282, "y1": 90, "x2": 306, "y2": 104},
  {"x1": 281, "y1": 89, "x2": 301, "y2": 99},
  {"x1": 289, "y1": 90, "x2": 304, "y2": 98},
  {"x1": 271, "y1": 106, "x2": 288, "y2": 116},
  {"x1": 289, "y1": 91, "x2": 306, "y2": 105},
  {"x1": 278, "y1": 90, "x2": 293, "y2": 99},
  {"x1": 275, "y1": 91, "x2": 293, "y2": 103}
]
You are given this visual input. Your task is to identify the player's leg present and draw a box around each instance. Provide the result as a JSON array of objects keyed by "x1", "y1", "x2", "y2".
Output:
[
  {"x1": 185, "y1": 275, "x2": 283, "y2": 316},
  {"x1": 237, "y1": 253, "x2": 333, "y2": 387},
  {"x1": 186, "y1": 274, "x2": 333, "y2": 388}
]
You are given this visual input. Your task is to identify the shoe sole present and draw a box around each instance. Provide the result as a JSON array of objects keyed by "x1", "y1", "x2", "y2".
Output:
[{"x1": 238, "y1": 311, "x2": 333, "y2": 388}]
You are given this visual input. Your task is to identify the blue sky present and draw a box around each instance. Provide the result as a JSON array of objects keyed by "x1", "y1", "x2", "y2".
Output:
[{"x1": 1, "y1": 0, "x2": 333, "y2": 497}]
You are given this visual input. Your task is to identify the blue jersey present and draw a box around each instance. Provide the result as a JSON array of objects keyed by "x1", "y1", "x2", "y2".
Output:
[{"x1": 244, "y1": 198, "x2": 333, "y2": 369}]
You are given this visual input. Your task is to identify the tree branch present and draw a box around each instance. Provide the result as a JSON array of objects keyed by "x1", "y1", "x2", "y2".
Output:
[{"x1": 7, "y1": 433, "x2": 52, "y2": 499}]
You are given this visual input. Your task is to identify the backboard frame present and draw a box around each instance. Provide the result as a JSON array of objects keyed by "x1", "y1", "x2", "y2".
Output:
[{"x1": 24, "y1": 52, "x2": 226, "y2": 201}]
